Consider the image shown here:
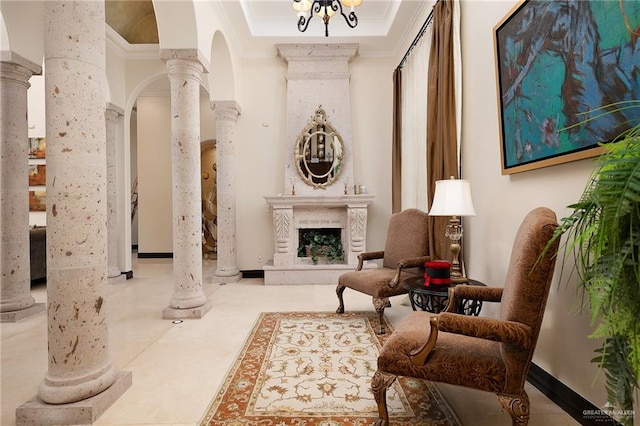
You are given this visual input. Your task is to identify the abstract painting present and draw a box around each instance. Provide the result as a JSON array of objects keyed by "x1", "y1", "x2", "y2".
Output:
[{"x1": 494, "y1": 0, "x2": 640, "y2": 174}]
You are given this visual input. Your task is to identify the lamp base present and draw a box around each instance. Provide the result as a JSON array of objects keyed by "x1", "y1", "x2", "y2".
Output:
[{"x1": 447, "y1": 217, "x2": 465, "y2": 280}]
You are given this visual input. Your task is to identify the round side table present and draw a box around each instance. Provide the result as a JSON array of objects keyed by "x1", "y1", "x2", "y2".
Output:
[{"x1": 402, "y1": 276, "x2": 485, "y2": 316}]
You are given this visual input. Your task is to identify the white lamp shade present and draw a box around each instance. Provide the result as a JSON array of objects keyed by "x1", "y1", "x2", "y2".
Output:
[
  {"x1": 341, "y1": 0, "x2": 363, "y2": 7},
  {"x1": 292, "y1": 0, "x2": 312, "y2": 12},
  {"x1": 429, "y1": 179, "x2": 476, "y2": 217}
]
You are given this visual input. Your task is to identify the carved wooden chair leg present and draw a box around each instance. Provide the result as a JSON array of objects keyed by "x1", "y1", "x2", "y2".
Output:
[
  {"x1": 371, "y1": 370, "x2": 397, "y2": 426},
  {"x1": 497, "y1": 392, "x2": 530, "y2": 426},
  {"x1": 336, "y1": 283, "x2": 346, "y2": 314},
  {"x1": 372, "y1": 297, "x2": 389, "y2": 334}
]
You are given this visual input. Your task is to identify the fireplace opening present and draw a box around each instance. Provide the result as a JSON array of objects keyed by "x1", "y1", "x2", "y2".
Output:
[{"x1": 297, "y1": 228, "x2": 344, "y2": 264}]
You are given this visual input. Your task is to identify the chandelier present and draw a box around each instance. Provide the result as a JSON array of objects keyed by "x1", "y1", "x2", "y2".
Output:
[{"x1": 292, "y1": 0, "x2": 363, "y2": 37}]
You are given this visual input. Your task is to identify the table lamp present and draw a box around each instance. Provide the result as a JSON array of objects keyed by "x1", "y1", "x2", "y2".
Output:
[{"x1": 428, "y1": 177, "x2": 476, "y2": 279}]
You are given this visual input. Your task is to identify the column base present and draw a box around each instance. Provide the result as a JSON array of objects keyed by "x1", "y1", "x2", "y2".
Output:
[
  {"x1": 0, "y1": 303, "x2": 46, "y2": 323},
  {"x1": 107, "y1": 266, "x2": 122, "y2": 279},
  {"x1": 162, "y1": 299, "x2": 212, "y2": 319},
  {"x1": 16, "y1": 370, "x2": 132, "y2": 426},
  {"x1": 212, "y1": 272, "x2": 241, "y2": 284},
  {"x1": 107, "y1": 274, "x2": 126, "y2": 285}
]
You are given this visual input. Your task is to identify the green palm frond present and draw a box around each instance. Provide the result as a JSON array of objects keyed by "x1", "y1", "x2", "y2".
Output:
[
  {"x1": 546, "y1": 117, "x2": 640, "y2": 425},
  {"x1": 591, "y1": 336, "x2": 638, "y2": 422}
]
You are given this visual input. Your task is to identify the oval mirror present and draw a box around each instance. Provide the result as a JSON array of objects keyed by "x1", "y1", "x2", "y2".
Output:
[{"x1": 294, "y1": 106, "x2": 344, "y2": 189}]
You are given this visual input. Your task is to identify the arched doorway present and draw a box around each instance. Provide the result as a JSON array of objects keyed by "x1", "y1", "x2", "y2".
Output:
[{"x1": 201, "y1": 139, "x2": 217, "y2": 259}]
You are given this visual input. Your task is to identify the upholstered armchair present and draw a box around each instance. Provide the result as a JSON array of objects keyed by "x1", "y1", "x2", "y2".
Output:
[
  {"x1": 371, "y1": 207, "x2": 560, "y2": 425},
  {"x1": 336, "y1": 208, "x2": 430, "y2": 334}
]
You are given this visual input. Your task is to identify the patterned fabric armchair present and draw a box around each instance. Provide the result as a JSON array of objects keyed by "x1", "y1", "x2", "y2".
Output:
[
  {"x1": 336, "y1": 208, "x2": 430, "y2": 334},
  {"x1": 371, "y1": 207, "x2": 560, "y2": 425}
]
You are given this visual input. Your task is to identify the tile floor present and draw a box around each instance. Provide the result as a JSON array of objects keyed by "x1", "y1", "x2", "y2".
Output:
[{"x1": 1, "y1": 257, "x2": 579, "y2": 425}]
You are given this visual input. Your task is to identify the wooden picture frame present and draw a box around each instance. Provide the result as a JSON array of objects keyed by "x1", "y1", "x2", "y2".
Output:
[{"x1": 494, "y1": 0, "x2": 640, "y2": 174}]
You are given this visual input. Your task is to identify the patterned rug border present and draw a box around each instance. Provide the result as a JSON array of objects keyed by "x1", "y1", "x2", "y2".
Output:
[{"x1": 199, "y1": 311, "x2": 461, "y2": 426}]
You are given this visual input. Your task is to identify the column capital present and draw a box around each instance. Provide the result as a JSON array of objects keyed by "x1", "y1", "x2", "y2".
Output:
[
  {"x1": 164, "y1": 57, "x2": 204, "y2": 86},
  {"x1": 105, "y1": 102, "x2": 124, "y2": 122},
  {"x1": 0, "y1": 52, "x2": 42, "y2": 88},
  {"x1": 0, "y1": 51, "x2": 42, "y2": 75},
  {"x1": 211, "y1": 100, "x2": 241, "y2": 122},
  {"x1": 159, "y1": 48, "x2": 210, "y2": 73}
]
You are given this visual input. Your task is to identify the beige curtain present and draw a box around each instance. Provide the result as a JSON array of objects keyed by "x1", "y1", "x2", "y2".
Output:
[
  {"x1": 392, "y1": 68, "x2": 402, "y2": 213},
  {"x1": 427, "y1": 0, "x2": 458, "y2": 262},
  {"x1": 397, "y1": 21, "x2": 432, "y2": 211}
]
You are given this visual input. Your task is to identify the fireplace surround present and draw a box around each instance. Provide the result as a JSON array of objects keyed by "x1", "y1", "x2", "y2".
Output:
[{"x1": 263, "y1": 195, "x2": 374, "y2": 285}]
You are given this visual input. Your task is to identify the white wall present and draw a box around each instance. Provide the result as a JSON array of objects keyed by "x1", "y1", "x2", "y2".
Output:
[
  {"x1": 136, "y1": 93, "x2": 217, "y2": 254},
  {"x1": 233, "y1": 57, "x2": 287, "y2": 268},
  {"x1": 460, "y1": 0, "x2": 608, "y2": 409},
  {"x1": 136, "y1": 96, "x2": 173, "y2": 253},
  {"x1": 230, "y1": 54, "x2": 396, "y2": 270},
  {"x1": 349, "y1": 56, "x2": 395, "y2": 250}
]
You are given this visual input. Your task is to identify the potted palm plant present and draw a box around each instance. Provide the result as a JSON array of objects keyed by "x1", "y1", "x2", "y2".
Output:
[{"x1": 547, "y1": 109, "x2": 639, "y2": 425}]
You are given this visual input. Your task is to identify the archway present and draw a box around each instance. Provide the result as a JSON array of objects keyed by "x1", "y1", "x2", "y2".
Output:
[{"x1": 201, "y1": 139, "x2": 217, "y2": 259}]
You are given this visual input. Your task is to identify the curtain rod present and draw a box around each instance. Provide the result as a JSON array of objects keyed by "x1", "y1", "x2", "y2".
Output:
[{"x1": 396, "y1": 7, "x2": 435, "y2": 69}]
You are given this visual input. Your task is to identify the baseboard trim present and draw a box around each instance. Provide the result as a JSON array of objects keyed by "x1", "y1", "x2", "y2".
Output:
[
  {"x1": 242, "y1": 270, "x2": 265, "y2": 279},
  {"x1": 527, "y1": 363, "x2": 620, "y2": 425},
  {"x1": 137, "y1": 252, "x2": 173, "y2": 259}
]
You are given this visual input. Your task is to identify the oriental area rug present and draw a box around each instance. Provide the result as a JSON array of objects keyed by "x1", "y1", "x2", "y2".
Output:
[{"x1": 199, "y1": 311, "x2": 461, "y2": 426}]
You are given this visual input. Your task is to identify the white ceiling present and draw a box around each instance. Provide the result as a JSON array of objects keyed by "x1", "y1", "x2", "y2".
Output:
[
  {"x1": 135, "y1": 0, "x2": 431, "y2": 97},
  {"x1": 216, "y1": 0, "x2": 432, "y2": 57}
]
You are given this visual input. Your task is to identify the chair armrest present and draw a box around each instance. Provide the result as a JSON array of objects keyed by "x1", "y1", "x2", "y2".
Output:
[
  {"x1": 389, "y1": 255, "x2": 431, "y2": 287},
  {"x1": 444, "y1": 285, "x2": 503, "y2": 312},
  {"x1": 398, "y1": 255, "x2": 431, "y2": 269},
  {"x1": 437, "y1": 312, "x2": 533, "y2": 348},
  {"x1": 409, "y1": 314, "x2": 533, "y2": 366},
  {"x1": 409, "y1": 316, "x2": 440, "y2": 365},
  {"x1": 356, "y1": 251, "x2": 384, "y2": 271}
]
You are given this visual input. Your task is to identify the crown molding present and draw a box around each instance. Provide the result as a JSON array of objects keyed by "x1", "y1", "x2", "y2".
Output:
[{"x1": 106, "y1": 26, "x2": 160, "y2": 61}]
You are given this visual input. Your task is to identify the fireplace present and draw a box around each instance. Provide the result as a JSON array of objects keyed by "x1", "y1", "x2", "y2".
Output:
[
  {"x1": 263, "y1": 195, "x2": 374, "y2": 285},
  {"x1": 263, "y1": 44, "x2": 375, "y2": 285}
]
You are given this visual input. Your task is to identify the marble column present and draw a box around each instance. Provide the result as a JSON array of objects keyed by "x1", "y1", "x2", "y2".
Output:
[
  {"x1": 105, "y1": 103, "x2": 124, "y2": 281},
  {"x1": 212, "y1": 101, "x2": 241, "y2": 282},
  {"x1": 18, "y1": 2, "x2": 131, "y2": 420},
  {"x1": 161, "y1": 50, "x2": 211, "y2": 319},
  {"x1": 0, "y1": 52, "x2": 46, "y2": 322}
]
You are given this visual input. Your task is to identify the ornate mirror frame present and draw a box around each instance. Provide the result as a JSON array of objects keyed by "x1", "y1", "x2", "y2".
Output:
[{"x1": 294, "y1": 106, "x2": 344, "y2": 189}]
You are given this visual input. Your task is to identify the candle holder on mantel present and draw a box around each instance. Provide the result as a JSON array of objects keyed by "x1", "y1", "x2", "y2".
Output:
[{"x1": 428, "y1": 177, "x2": 476, "y2": 279}]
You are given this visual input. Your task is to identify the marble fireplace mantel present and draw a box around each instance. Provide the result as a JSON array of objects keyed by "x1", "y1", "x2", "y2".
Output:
[
  {"x1": 263, "y1": 194, "x2": 375, "y2": 285},
  {"x1": 264, "y1": 194, "x2": 374, "y2": 208}
]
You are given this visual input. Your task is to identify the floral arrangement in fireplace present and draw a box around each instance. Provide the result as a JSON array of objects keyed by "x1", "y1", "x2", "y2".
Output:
[{"x1": 297, "y1": 230, "x2": 345, "y2": 265}]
